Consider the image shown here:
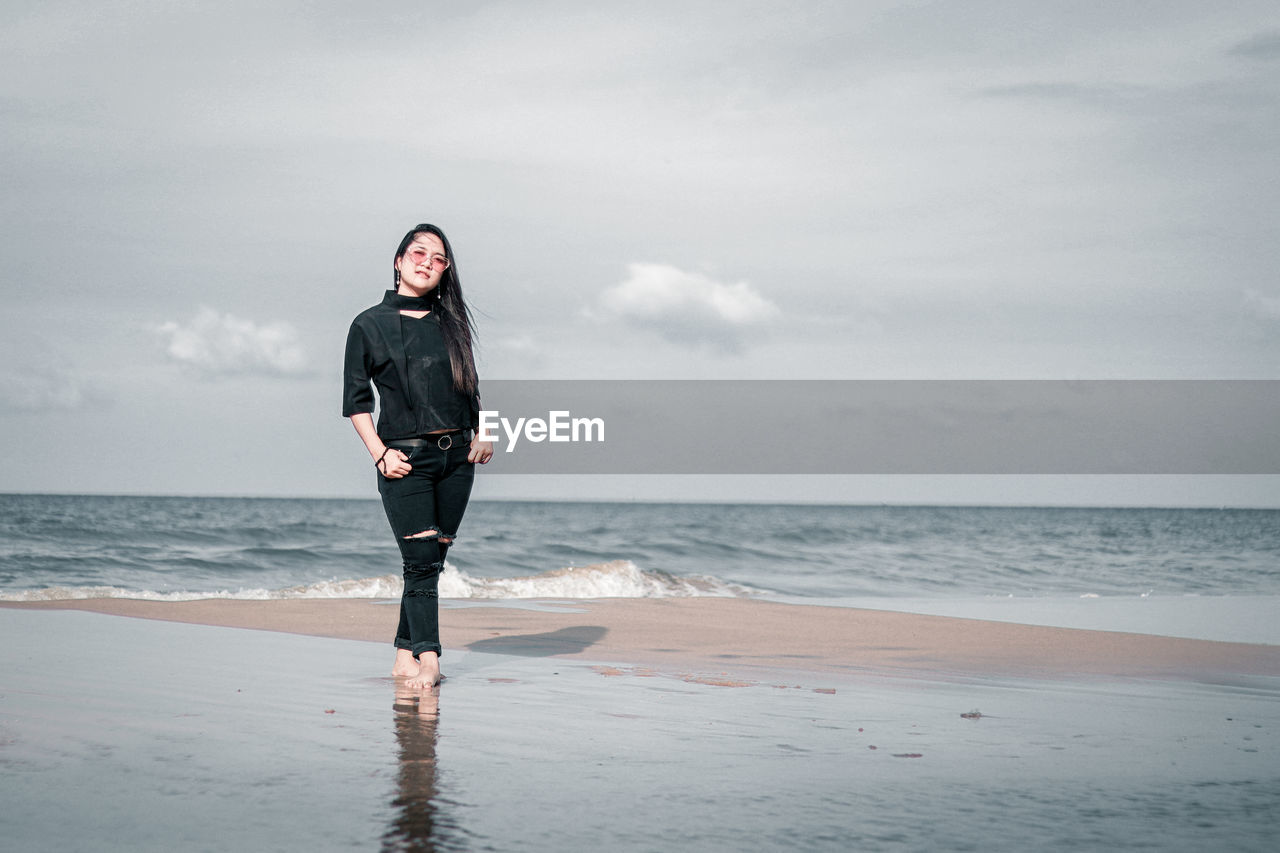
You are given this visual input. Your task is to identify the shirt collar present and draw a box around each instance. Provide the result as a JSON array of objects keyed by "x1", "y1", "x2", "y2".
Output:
[{"x1": 381, "y1": 290, "x2": 435, "y2": 312}]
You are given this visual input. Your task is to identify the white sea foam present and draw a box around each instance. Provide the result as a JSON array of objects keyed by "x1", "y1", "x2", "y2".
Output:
[
  {"x1": 0, "y1": 560, "x2": 758, "y2": 602},
  {"x1": 439, "y1": 560, "x2": 755, "y2": 599}
]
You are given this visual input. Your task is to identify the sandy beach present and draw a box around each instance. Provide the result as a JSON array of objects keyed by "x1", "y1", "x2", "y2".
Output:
[
  {"x1": 3, "y1": 599, "x2": 1278, "y2": 851},
  {"x1": 8, "y1": 596, "x2": 1279, "y2": 682}
]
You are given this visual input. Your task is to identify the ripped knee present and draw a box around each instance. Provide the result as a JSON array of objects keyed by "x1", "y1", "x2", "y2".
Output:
[
  {"x1": 403, "y1": 560, "x2": 443, "y2": 596},
  {"x1": 397, "y1": 529, "x2": 456, "y2": 565},
  {"x1": 398, "y1": 535, "x2": 441, "y2": 566}
]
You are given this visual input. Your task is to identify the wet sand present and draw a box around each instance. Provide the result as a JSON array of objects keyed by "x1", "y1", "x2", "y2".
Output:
[{"x1": 2, "y1": 602, "x2": 1278, "y2": 851}]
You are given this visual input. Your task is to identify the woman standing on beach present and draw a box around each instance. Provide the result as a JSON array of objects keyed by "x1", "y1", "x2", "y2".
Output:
[{"x1": 343, "y1": 223, "x2": 492, "y2": 688}]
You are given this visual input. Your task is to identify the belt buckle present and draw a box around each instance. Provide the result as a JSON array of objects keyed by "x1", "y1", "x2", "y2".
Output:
[{"x1": 436, "y1": 434, "x2": 454, "y2": 450}]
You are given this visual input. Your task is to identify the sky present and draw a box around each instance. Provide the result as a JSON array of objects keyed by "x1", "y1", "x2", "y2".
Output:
[{"x1": 1, "y1": 1, "x2": 1278, "y2": 504}]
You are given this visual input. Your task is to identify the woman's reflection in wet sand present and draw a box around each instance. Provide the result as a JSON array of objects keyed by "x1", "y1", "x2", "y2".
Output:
[{"x1": 383, "y1": 683, "x2": 455, "y2": 852}]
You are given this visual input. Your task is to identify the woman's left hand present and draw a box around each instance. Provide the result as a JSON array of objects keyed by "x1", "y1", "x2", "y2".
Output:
[{"x1": 468, "y1": 438, "x2": 494, "y2": 464}]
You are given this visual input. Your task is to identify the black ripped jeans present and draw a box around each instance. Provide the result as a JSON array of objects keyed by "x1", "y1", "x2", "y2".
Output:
[{"x1": 377, "y1": 436, "x2": 475, "y2": 658}]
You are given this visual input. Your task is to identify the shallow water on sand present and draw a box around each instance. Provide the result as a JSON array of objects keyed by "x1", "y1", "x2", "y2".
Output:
[{"x1": 3, "y1": 610, "x2": 1278, "y2": 851}]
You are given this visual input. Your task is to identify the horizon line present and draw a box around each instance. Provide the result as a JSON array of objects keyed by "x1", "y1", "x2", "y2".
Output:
[{"x1": 1, "y1": 491, "x2": 1275, "y2": 511}]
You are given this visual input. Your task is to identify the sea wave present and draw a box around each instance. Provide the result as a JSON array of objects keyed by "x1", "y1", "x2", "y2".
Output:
[
  {"x1": 440, "y1": 559, "x2": 757, "y2": 599},
  {"x1": 0, "y1": 560, "x2": 759, "y2": 602}
]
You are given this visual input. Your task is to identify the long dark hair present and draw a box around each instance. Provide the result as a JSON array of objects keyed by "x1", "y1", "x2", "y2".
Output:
[{"x1": 394, "y1": 223, "x2": 478, "y2": 395}]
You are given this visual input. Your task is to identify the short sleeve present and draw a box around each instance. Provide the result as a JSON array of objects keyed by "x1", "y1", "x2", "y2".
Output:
[{"x1": 342, "y1": 321, "x2": 375, "y2": 417}]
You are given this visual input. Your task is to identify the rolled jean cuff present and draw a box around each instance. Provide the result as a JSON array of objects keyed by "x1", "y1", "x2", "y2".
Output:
[{"x1": 395, "y1": 637, "x2": 443, "y2": 658}]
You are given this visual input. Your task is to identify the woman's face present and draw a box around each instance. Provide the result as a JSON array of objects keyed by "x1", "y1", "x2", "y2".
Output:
[{"x1": 395, "y1": 232, "x2": 449, "y2": 296}]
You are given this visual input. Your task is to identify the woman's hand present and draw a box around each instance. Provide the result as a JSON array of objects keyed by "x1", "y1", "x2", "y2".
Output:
[
  {"x1": 468, "y1": 437, "x2": 494, "y2": 464},
  {"x1": 377, "y1": 448, "x2": 412, "y2": 479}
]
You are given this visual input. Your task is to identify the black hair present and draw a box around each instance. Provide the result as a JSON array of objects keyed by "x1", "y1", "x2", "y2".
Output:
[{"x1": 394, "y1": 223, "x2": 478, "y2": 395}]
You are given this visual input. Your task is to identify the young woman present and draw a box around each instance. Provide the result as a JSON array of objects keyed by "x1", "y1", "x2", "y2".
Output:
[{"x1": 343, "y1": 223, "x2": 493, "y2": 688}]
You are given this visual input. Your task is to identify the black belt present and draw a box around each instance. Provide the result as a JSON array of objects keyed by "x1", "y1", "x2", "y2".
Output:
[{"x1": 387, "y1": 430, "x2": 472, "y2": 451}]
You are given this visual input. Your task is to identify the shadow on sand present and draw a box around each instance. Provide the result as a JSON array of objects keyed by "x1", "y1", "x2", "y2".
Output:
[{"x1": 465, "y1": 625, "x2": 607, "y2": 657}]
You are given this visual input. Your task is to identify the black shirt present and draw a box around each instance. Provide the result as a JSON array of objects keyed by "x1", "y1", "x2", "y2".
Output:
[
  {"x1": 343, "y1": 291, "x2": 480, "y2": 440},
  {"x1": 401, "y1": 313, "x2": 471, "y2": 434}
]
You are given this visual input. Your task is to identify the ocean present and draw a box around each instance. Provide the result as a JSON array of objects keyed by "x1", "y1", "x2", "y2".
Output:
[{"x1": 2, "y1": 494, "x2": 1277, "y2": 642}]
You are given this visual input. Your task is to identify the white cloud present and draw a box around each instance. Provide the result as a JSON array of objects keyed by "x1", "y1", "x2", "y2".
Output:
[
  {"x1": 595, "y1": 263, "x2": 779, "y2": 352},
  {"x1": 155, "y1": 307, "x2": 310, "y2": 377}
]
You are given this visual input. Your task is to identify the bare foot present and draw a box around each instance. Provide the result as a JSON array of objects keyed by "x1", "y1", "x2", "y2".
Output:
[
  {"x1": 406, "y1": 652, "x2": 441, "y2": 688},
  {"x1": 392, "y1": 648, "x2": 419, "y2": 679}
]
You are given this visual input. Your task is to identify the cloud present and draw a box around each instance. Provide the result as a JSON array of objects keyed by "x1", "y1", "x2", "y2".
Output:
[
  {"x1": 976, "y1": 81, "x2": 1148, "y2": 106},
  {"x1": 1244, "y1": 289, "x2": 1280, "y2": 320},
  {"x1": 494, "y1": 335, "x2": 543, "y2": 356},
  {"x1": 487, "y1": 334, "x2": 548, "y2": 373},
  {"x1": 155, "y1": 307, "x2": 311, "y2": 377},
  {"x1": 0, "y1": 368, "x2": 111, "y2": 413},
  {"x1": 594, "y1": 263, "x2": 778, "y2": 352},
  {"x1": 1229, "y1": 30, "x2": 1280, "y2": 60}
]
